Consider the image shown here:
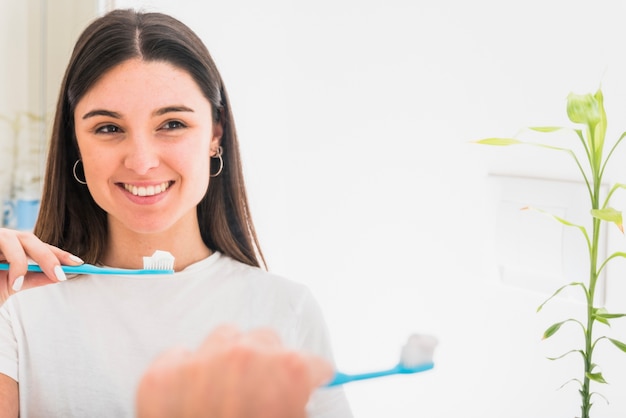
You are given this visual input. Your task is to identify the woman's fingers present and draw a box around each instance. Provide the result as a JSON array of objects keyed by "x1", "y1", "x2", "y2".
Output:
[
  {"x1": 0, "y1": 228, "x2": 31, "y2": 291},
  {"x1": 47, "y1": 244, "x2": 84, "y2": 267},
  {"x1": 0, "y1": 228, "x2": 84, "y2": 297},
  {"x1": 15, "y1": 233, "x2": 67, "y2": 284},
  {"x1": 0, "y1": 229, "x2": 28, "y2": 265}
]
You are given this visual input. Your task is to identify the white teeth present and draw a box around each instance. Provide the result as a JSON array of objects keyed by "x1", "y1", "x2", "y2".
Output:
[{"x1": 124, "y1": 182, "x2": 171, "y2": 197}]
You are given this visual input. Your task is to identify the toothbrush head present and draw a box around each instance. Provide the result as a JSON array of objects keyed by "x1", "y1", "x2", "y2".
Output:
[
  {"x1": 400, "y1": 334, "x2": 438, "y2": 368},
  {"x1": 143, "y1": 250, "x2": 176, "y2": 272}
]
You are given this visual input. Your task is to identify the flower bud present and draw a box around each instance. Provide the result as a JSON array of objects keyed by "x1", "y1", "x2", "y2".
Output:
[{"x1": 567, "y1": 92, "x2": 600, "y2": 125}]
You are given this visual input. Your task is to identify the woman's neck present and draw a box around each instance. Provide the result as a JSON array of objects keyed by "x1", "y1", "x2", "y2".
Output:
[{"x1": 102, "y1": 219, "x2": 212, "y2": 271}]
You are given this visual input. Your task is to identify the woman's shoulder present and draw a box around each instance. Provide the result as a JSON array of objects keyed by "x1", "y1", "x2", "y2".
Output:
[{"x1": 213, "y1": 252, "x2": 310, "y2": 294}]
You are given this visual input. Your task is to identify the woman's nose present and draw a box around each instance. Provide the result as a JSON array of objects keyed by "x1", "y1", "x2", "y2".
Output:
[{"x1": 123, "y1": 134, "x2": 160, "y2": 175}]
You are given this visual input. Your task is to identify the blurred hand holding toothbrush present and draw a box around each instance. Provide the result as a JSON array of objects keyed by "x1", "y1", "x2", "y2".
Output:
[
  {"x1": 136, "y1": 325, "x2": 333, "y2": 418},
  {"x1": 136, "y1": 328, "x2": 437, "y2": 418}
]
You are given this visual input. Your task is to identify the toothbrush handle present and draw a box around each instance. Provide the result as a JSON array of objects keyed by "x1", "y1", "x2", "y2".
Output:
[
  {"x1": 0, "y1": 263, "x2": 47, "y2": 273},
  {"x1": 0, "y1": 263, "x2": 173, "y2": 275},
  {"x1": 324, "y1": 362, "x2": 434, "y2": 387}
]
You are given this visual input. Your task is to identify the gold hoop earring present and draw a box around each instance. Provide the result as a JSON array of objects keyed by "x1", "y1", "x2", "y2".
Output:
[
  {"x1": 210, "y1": 146, "x2": 224, "y2": 178},
  {"x1": 73, "y1": 159, "x2": 87, "y2": 185}
]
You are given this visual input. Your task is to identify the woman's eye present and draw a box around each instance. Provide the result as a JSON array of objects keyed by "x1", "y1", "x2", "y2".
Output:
[
  {"x1": 95, "y1": 124, "x2": 121, "y2": 134},
  {"x1": 162, "y1": 120, "x2": 186, "y2": 130}
]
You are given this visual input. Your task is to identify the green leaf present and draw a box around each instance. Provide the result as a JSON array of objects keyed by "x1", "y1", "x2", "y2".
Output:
[
  {"x1": 594, "y1": 308, "x2": 626, "y2": 320},
  {"x1": 528, "y1": 126, "x2": 568, "y2": 133},
  {"x1": 608, "y1": 338, "x2": 626, "y2": 353},
  {"x1": 558, "y1": 378, "x2": 583, "y2": 391},
  {"x1": 592, "y1": 309, "x2": 626, "y2": 328},
  {"x1": 602, "y1": 183, "x2": 626, "y2": 208},
  {"x1": 597, "y1": 252, "x2": 626, "y2": 276},
  {"x1": 601, "y1": 313, "x2": 626, "y2": 318},
  {"x1": 474, "y1": 138, "x2": 523, "y2": 146},
  {"x1": 525, "y1": 207, "x2": 590, "y2": 250},
  {"x1": 546, "y1": 349, "x2": 584, "y2": 361},
  {"x1": 526, "y1": 206, "x2": 583, "y2": 228},
  {"x1": 594, "y1": 315, "x2": 611, "y2": 326},
  {"x1": 586, "y1": 372, "x2": 608, "y2": 384},
  {"x1": 591, "y1": 207, "x2": 623, "y2": 233},
  {"x1": 542, "y1": 318, "x2": 584, "y2": 340},
  {"x1": 537, "y1": 282, "x2": 586, "y2": 312},
  {"x1": 543, "y1": 321, "x2": 565, "y2": 339},
  {"x1": 475, "y1": 133, "x2": 594, "y2": 199}
]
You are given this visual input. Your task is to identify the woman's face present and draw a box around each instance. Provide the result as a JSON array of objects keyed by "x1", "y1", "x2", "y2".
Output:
[{"x1": 73, "y1": 58, "x2": 222, "y2": 237}]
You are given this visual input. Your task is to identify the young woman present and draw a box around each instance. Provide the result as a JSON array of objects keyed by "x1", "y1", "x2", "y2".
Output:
[{"x1": 0, "y1": 9, "x2": 351, "y2": 417}]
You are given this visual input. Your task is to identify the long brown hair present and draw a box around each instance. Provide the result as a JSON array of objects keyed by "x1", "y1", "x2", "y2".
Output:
[{"x1": 34, "y1": 9, "x2": 266, "y2": 269}]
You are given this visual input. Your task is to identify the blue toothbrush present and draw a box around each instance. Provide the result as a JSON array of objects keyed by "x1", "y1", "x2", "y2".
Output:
[
  {"x1": 0, "y1": 250, "x2": 175, "y2": 275},
  {"x1": 324, "y1": 334, "x2": 438, "y2": 387},
  {"x1": 0, "y1": 263, "x2": 174, "y2": 275},
  {"x1": 325, "y1": 361, "x2": 434, "y2": 387}
]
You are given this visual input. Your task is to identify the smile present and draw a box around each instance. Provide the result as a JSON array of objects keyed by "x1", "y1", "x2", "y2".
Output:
[{"x1": 123, "y1": 181, "x2": 172, "y2": 197}]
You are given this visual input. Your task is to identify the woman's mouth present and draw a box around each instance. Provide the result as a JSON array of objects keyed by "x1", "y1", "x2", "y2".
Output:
[{"x1": 122, "y1": 181, "x2": 173, "y2": 197}]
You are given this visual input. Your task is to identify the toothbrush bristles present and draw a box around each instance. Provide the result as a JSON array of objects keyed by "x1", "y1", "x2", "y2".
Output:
[
  {"x1": 143, "y1": 250, "x2": 175, "y2": 271},
  {"x1": 400, "y1": 334, "x2": 438, "y2": 368}
]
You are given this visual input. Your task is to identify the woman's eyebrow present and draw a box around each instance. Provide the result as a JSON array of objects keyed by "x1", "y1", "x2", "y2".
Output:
[
  {"x1": 81, "y1": 106, "x2": 193, "y2": 120},
  {"x1": 82, "y1": 109, "x2": 122, "y2": 119},
  {"x1": 153, "y1": 105, "x2": 194, "y2": 116}
]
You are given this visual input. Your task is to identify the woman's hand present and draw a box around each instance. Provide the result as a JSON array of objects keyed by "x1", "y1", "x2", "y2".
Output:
[
  {"x1": 136, "y1": 325, "x2": 333, "y2": 418},
  {"x1": 0, "y1": 228, "x2": 83, "y2": 304}
]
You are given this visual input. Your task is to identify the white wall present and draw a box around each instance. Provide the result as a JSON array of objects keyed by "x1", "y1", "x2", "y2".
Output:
[
  {"x1": 113, "y1": 1, "x2": 626, "y2": 417},
  {"x1": 18, "y1": 0, "x2": 626, "y2": 416}
]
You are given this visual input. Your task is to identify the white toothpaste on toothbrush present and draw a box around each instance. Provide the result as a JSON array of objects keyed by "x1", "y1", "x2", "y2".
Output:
[
  {"x1": 143, "y1": 250, "x2": 176, "y2": 271},
  {"x1": 400, "y1": 334, "x2": 438, "y2": 367}
]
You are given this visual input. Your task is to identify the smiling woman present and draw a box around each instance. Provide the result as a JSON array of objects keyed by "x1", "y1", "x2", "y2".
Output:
[
  {"x1": 73, "y1": 59, "x2": 220, "y2": 254},
  {"x1": 0, "y1": 9, "x2": 352, "y2": 418},
  {"x1": 35, "y1": 10, "x2": 250, "y2": 269}
]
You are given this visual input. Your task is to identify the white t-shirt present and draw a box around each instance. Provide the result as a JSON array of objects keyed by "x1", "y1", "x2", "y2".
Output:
[{"x1": 0, "y1": 252, "x2": 352, "y2": 417}]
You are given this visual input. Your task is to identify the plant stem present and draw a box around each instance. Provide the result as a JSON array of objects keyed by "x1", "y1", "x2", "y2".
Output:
[{"x1": 581, "y1": 177, "x2": 602, "y2": 418}]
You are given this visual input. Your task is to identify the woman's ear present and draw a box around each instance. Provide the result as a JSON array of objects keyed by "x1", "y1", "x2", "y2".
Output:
[{"x1": 211, "y1": 120, "x2": 223, "y2": 152}]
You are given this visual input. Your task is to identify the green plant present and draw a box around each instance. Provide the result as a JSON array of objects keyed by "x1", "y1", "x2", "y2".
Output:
[{"x1": 476, "y1": 88, "x2": 626, "y2": 418}]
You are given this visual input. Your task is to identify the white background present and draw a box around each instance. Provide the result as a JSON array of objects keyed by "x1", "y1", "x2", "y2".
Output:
[{"x1": 7, "y1": 0, "x2": 626, "y2": 416}]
